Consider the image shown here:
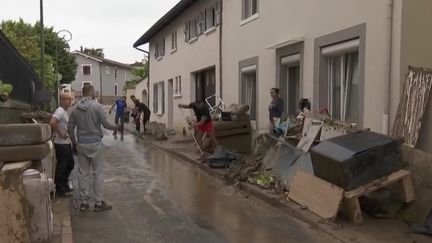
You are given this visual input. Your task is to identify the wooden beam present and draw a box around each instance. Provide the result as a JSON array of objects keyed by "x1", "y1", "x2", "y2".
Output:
[{"x1": 345, "y1": 170, "x2": 410, "y2": 199}]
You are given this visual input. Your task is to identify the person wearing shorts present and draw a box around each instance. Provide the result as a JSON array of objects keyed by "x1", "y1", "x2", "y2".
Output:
[{"x1": 178, "y1": 101, "x2": 219, "y2": 152}]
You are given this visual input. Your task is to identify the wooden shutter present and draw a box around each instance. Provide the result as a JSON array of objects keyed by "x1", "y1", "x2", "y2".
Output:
[
  {"x1": 153, "y1": 83, "x2": 158, "y2": 113},
  {"x1": 161, "y1": 82, "x2": 165, "y2": 114}
]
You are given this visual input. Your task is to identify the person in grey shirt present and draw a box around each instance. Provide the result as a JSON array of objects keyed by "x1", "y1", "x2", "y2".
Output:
[{"x1": 68, "y1": 85, "x2": 119, "y2": 212}]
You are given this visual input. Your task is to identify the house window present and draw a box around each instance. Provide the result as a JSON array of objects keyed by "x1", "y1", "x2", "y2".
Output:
[
  {"x1": 280, "y1": 53, "x2": 301, "y2": 115},
  {"x1": 240, "y1": 64, "x2": 257, "y2": 121},
  {"x1": 114, "y1": 84, "x2": 118, "y2": 96},
  {"x1": 154, "y1": 39, "x2": 166, "y2": 59},
  {"x1": 171, "y1": 31, "x2": 177, "y2": 51},
  {"x1": 105, "y1": 66, "x2": 110, "y2": 75},
  {"x1": 82, "y1": 65, "x2": 91, "y2": 75},
  {"x1": 174, "y1": 76, "x2": 182, "y2": 96},
  {"x1": 205, "y1": 8, "x2": 216, "y2": 30},
  {"x1": 114, "y1": 68, "x2": 117, "y2": 79},
  {"x1": 242, "y1": 0, "x2": 258, "y2": 20},
  {"x1": 321, "y1": 39, "x2": 360, "y2": 122},
  {"x1": 153, "y1": 81, "x2": 165, "y2": 114},
  {"x1": 190, "y1": 19, "x2": 197, "y2": 39}
]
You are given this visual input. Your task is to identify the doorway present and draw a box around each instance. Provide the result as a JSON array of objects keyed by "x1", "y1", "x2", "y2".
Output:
[{"x1": 195, "y1": 68, "x2": 216, "y2": 106}]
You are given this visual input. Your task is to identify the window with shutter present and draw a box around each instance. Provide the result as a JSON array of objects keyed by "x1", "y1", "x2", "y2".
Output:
[
  {"x1": 82, "y1": 65, "x2": 91, "y2": 75},
  {"x1": 153, "y1": 83, "x2": 158, "y2": 113}
]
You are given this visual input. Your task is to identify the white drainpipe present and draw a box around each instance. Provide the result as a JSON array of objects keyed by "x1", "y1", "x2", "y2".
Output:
[{"x1": 384, "y1": 0, "x2": 395, "y2": 135}]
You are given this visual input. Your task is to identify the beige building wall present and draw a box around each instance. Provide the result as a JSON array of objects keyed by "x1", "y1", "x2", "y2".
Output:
[
  {"x1": 134, "y1": 78, "x2": 149, "y2": 107},
  {"x1": 148, "y1": 0, "x2": 221, "y2": 131},
  {"x1": 400, "y1": 0, "x2": 432, "y2": 153},
  {"x1": 222, "y1": 0, "x2": 394, "y2": 132}
]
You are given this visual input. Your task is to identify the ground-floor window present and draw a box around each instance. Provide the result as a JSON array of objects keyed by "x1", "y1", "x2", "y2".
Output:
[
  {"x1": 240, "y1": 65, "x2": 257, "y2": 121},
  {"x1": 320, "y1": 38, "x2": 360, "y2": 122},
  {"x1": 153, "y1": 81, "x2": 165, "y2": 114},
  {"x1": 280, "y1": 53, "x2": 300, "y2": 116},
  {"x1": 326, "y1": 51, "x2": 359, "y2": 122}
]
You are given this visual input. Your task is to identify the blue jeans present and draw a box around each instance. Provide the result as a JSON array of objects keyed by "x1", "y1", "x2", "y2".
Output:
[{"x1": 115, "y1": 112, "x2": 124, "y2": 134}]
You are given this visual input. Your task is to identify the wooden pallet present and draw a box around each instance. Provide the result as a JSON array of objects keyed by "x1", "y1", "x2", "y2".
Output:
[{"x1": 344, "y1": 169, "x2": 415, "y2": 224}]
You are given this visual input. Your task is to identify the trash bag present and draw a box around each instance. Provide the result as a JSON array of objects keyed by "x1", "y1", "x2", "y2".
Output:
[
  {"x1": 409, "y1": 211, "x2": 432, "y2": 237},
  {"x1": 206, "y1": 146, "x2": 240, "y2": 169}
]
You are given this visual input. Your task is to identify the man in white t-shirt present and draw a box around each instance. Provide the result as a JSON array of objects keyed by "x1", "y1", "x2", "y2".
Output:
[{"x1": 50, "y1": 93, "x2": 75, "y2": 196}]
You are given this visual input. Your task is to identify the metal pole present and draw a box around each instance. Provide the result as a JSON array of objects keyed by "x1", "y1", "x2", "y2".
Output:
[{"x1": 40, "y1": 0, "x2": 45, "y2": 87}]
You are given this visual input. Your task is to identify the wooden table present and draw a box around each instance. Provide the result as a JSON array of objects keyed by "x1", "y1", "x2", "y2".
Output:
[
  {"x1": 0, "y1": 161, "x2": 32, "y2": 243},
  {"x1": 344, "y1": 169, "x2": 415, "y2": 224}
]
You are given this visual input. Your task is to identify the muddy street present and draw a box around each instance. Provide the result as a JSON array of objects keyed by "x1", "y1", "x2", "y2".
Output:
[{"x1": 70, "y1": 132, "x2": 338, "y2": 243}]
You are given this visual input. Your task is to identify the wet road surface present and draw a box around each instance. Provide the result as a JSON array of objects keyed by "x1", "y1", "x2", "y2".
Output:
[{"x1": 70, "y1": 133, "x2": 339, "y2": 243}]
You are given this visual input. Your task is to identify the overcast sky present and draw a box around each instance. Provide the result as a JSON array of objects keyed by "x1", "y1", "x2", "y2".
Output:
[{"x1": 0, "y1": 0, "x2": 180, "y2": 64}]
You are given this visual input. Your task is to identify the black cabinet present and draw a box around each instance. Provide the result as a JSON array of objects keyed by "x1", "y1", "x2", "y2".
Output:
[{"x1": 310, "y1": 131, "x2": 405, "y2": 190}]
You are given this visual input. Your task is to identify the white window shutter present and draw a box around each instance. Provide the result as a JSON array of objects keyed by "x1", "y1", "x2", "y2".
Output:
[{"x1": 161, "y1": 82, "x2": 165, "y2": 114}]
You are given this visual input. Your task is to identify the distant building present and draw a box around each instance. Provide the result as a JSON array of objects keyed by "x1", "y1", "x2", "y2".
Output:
[{"x1": 71, "y1": 51, "x2": 137, "y2": 104}]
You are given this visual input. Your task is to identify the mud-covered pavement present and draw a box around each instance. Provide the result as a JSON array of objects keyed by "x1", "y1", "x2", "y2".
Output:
[{"x1": 69, "y1": 132, "x2": 339, "y2": 243}]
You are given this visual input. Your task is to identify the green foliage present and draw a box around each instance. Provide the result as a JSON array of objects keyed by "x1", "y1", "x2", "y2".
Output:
[
  {"x1": 82, "y1": 47, "x2": 104, "y2": 58},
  {"x1": 131, "y1": 60, "x2": 149, "y2": 79},
  {"x1": 0, "y1": 19, "x2": 77, "y2": 90},
  {"x1": 0, "y1": 80, "x2": 14, "y2": 94}
]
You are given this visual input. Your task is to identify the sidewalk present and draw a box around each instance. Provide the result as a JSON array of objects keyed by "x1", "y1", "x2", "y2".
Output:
[{"x1": 123, "y1": 120, "x2": 431, "y2": 243}]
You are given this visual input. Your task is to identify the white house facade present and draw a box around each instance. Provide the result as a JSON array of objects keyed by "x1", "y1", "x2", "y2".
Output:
[
  {"x1": 135, "y1": 0, "x2": 432, "y2": 153},
  {"x1": 134, "y1": 0, "x2": 222, "y2": 131}
]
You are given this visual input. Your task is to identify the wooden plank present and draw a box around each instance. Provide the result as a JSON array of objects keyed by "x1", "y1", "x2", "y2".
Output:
[
  {"x1": 0, "y1": 161, "x2": 32, "y2": 243},
  {"x1": 288, "y1": 170, "x2": 344, "y2": 220},
  {"x1": 345, "y1": 169, "x2": 410, "y2": 199}
]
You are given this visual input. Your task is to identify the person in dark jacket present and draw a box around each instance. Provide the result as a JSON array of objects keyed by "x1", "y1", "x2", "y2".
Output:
[
  {"x1": 132, "y1": 99, "x2": 151, "y2": 132},
  {"x1": 268, "y1": 88, "x2": 284, "y2": 131}
]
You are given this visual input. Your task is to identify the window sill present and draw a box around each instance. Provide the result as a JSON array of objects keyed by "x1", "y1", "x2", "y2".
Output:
[
  {"x1": 174, "y1": 94, "x2": 182, "y2": 99},
  {"x1": 188, "y1": 37, "x2": 198, "y2": 44},
  {"x1": 204, "y1": 27, "x2": 216, "y2": 35},
  {"x1": 156, "y1": 56, "x2": 163, "y2": 61},
  {"x1": 170, "y1": 48, "x2": 177, "y2": 54},
  {"x1": 240, "y1": 13, "x2": 260, "y2": 26},
  {"x1": 156, "y1": 112, "x2": 164, "y2": 116}
]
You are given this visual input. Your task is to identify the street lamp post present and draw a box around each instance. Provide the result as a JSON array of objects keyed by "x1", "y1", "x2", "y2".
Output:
[
  {"x1": 55, "y1": 29, "x2": 72, "y2": 105},
  {"x1": 40, "y1": 0, "x2": 45, "y2": 88}
]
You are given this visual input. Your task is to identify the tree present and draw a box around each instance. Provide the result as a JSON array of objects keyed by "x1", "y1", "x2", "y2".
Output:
[
  {"x1": 131, "y1": 59, "x2": 149, "y2": 79},
  {"x1": 81, "y1": 47, "x2": 104, "y2": 58},
  {"x1": 0, "y1": 19, "x2": 77, "y2": 89}
]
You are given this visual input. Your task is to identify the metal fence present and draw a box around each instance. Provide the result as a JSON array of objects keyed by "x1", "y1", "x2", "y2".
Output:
[{"x1": 0, "y1": 30, "x2": 46, "y2": 104}]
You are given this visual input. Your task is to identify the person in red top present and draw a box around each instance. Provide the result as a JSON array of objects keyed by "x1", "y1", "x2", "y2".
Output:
[{"x1": 178, "y1": 101, "x2": 219, "y2": 152}]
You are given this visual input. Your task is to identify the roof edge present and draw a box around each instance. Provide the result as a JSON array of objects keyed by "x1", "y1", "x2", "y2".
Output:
[{"x1": 133, "y1": 0, "x2": 197, "y2": 47}]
